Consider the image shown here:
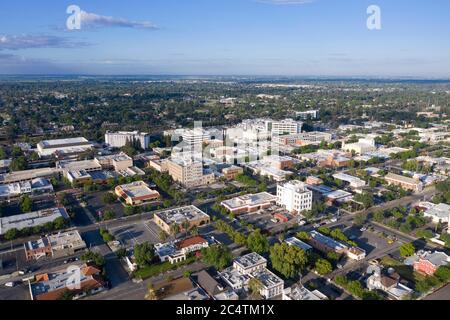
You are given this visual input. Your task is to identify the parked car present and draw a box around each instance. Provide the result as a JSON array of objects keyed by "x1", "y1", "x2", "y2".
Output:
[
  {"x1": 330, "y1": 217, "x2": 338, "y2": 223},
  {"x1": 4, "y1": 281, "x2": 17, "y2": 287}
]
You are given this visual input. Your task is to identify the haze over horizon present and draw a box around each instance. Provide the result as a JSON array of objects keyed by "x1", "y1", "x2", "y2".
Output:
[{"x1": 1, "y1": 0, "x2": 449, "y2": 77}]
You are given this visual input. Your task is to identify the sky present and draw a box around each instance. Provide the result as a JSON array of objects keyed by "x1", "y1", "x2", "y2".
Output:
[{"x1": 0, "y1": 0, "x2": 449, "y2": 77}]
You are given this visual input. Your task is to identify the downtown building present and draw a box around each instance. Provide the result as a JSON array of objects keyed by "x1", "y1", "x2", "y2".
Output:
[
  {"x1": 276, "y1": 180, "x2": 313, "y2": 214},
  {"x1": 105, "y1": 131, "x2": 151, "y2": 150}
]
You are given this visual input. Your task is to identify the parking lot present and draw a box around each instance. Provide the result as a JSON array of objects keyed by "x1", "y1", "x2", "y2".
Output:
[
  {"x1": 109, "y1": 220, "x2": 162, "y2": 249},
  {"x1": 84, "y1": 191, "x2": 126, "y2": 219},
  {"x1": 0, "y1": 248, "x2": 28, "y2": 276}
]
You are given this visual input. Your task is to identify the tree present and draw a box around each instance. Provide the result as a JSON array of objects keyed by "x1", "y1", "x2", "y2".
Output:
[
  {"x1": 145, "y1": 284, "x2": 158, "y2": 300},
  {"x1": 354, "y1": 192, "x2": 374, "y2": 209},
  {"x1": 57, "y1": 192, "x2": 70, "y2": 206},
  {"x1": 134, "y1": 243, "x2": 155, "y2": 268},
  {"x1": 353, "y1": 213, "x2": 366, "y2": 227},
  {"x1": 270, "y1": 243, "x2": 308, "y2": 279},
  {"x1": 19, "y1": 195, "x2": 33, "y2": 213},
  {"x1": 247, "y1": 230, "x2": 269, "y2": 254},
  {"x1": 0, "y1": 147, "x2": 6, "y2": 160},
  {"x1": 9, "y1": 156, "x2": 28, "y2": 171},
  {"x1": 201, "y1": 244, "x2": 232, "y2": 270},
  {"x1": 81, "y1": 251, "x2": 105, "y2": 267},
  {"x1": 103, "y1": 209, "x2": 116, "y2": 221},
  {"x1": 399, "y1": 243, "x2": 416, "y2": 257},
  {"x1": 248, "y1": 278, "x2": 262, "y2": 298},
  {"x1": 372, "y1": 209, "x2": 384, "y2": 222},
  {"x1": 4, "y1": 228, "x2": 19, "y2": 241},
  {"x1": 102, "y1": 192, "x2": 117, "y2": 205},
  {"x1": 190, "y1": 226, "x2": 199, "y2": 236},
  {"x1": 170, "y1": 223, "x2": 180, "y2": 237},
  {"x1": 314, "y1": 258, "x2": 332, "y2": 275},
  {"x1": 159, "y1": 230, "x2": 168, "y2": 242}
]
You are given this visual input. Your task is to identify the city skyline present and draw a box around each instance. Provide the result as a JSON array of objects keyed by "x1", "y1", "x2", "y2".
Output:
[{"x1": 0, "y1": 0, "x2": 449, "y2": 77}]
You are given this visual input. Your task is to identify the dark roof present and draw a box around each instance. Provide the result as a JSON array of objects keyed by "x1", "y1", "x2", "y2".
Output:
[{"x1": 195, "y1": 270, "x2": 223, "y2": 296}]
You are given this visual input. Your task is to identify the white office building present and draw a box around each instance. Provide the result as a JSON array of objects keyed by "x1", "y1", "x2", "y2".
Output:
[
  {"x1": 37, "y1": 137, "x2": 94, "y2": 157},
  {"x1": 266, "y1": 119, "x2": 303, "y2": 136},
  {"x1": 105, "y1": 131, "x2": 150, "y2": 150},
  {"x1": 277, "y1": 180, "x2": 313, "y2": 214}
]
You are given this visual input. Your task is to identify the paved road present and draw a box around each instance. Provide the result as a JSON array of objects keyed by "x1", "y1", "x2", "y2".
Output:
[{"x1": 423, "y1": 283, "x2": 450, "y2": 300}]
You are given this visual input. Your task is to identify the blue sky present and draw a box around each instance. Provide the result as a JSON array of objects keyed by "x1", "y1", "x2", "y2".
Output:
[{"x1": 0, "y1": 0, "x2": 449, "y2": 77}]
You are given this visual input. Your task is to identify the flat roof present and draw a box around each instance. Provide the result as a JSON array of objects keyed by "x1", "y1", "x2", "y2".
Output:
[
  {"x1": 234, "y1": 252, "x2": 267, "y2": 269},
  {"x1": 39, "y1": 137, "x2": 89, "y2": 148},
  {"x1": 116, "y1": 181, "x2": 159, "y2": 199},
  {"x1": 221, "y1": 192, "x2": 277, "y2": 210},
  {"x1": 0, "y1": 167, "x2": 60, "y2": 184},
  {"x1": 285, "y1": 237, "x2": 312, "y2": 251},
  {"x1": 0, "y1": 207, "x2": 69, "y2": 235},
  {"x1": 155, "y1": 205, "x2": 209, "y2": 225},
  {"x1": 309, "y1": 230, "x2": 348, "y2": 251},
  {"x1": 253, "y1": 268, "x2": 284, "y2": 288}
]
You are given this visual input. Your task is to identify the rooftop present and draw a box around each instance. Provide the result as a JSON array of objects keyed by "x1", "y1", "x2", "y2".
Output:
[
  {"x1": 221, "y1": 192, "x2": 277, "y2": 210},
  {"x1": 155, "y1": 205, "x2": 209, "y2": 225},
  {"x1": 38, "y1": 137, "x2": 89, "y2": 148},
  {"x1": 309, "y1": 230, "x2": 348, "y2": 252},
  {"x1": 234, "y1": 252, "x2": 267, "y2": 269},
  {"x1": 285, "y1": 237, "x2": 312, "y2": 251}
]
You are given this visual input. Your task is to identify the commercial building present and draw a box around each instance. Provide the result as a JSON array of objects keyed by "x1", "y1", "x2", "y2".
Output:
[
  {"x1": 0, "y1": 207, "x2": 69, "y2": 236},
  {"x1": 37, "y1": 137, "x2": 94, "y2": 158},
  {"x1": 105, "y1": 131, "x2": 151, "y2": 150},
  {"x1": 221, "y1": 192, "x2": 277, "y2": 215},
  {"x1": 276, "y1": 180, "x2": 313, "y2": 214},
  {"x1": 25, "y1": 230, "x2": 86, "y2": 260},
  {"x1": 385, "y1": 172, "x2": 424, "y2": 192},
  {"x1": 114, "y1": 181, "x2": 160, "y2": 206},
  {"x1": 153, "y1": 205, "x2": 210, "y2": 234},
  {"x1": 95, "y1": 152, "x2": 133, "y2": 172},
  {"x1": 155, "y1": 236, "x2": 209, "y2": 264},
  {"x1": 284, "y1": 237, "x2": 312, "y2": 252},
  {"x1": 0, "y1": 178, "x2": 54, "y2": 200},
  {"x1": 332, "y1": 173, "x2": 366, "y2": 189},
  {"x1": 308, "y1": 230, "x2": 348, "y2": 254},
  {"x1": 342, "y1": 138, "x2": 377, "y2": 155},
  {"x1": 166, "y1": 158, "x2": 215, "y2": 188},
  {"x1": 283, "y1": 285, "x2": 328, "y2": 300},
  {"x1": 221, "y1": 166, "x2": 244, "y2": 180},
  {"x1": 296, "y1": 110, "x2": 319, "y2": 120},
  {"x1": 423, "y1": 203, "x2": 450, "y2": 224},
  {"x1": 30, "y1": 263, "x2": 105, "y2": 300},
  {"x1": 0, "y1": 167, "x2": 61, "y2": 185},
  {"x1": 273, "y1": 132, "x2": 331, "y2": 146},
  {"x1": 266, "y1": 119, "x2": 303, "y2": 136},
  {"x1": 220, "y1": 252, "x2": 284, "y2": 299}
]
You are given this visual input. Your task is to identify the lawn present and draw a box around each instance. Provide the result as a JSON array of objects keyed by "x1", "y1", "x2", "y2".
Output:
[{"x1": 133, "y1": 256, "x2": 197, "y2": 280}]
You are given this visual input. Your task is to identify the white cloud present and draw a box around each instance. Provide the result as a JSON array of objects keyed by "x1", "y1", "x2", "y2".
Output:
[{"x1": 78, "y1": 11, "x2": 158, "y2": 30}]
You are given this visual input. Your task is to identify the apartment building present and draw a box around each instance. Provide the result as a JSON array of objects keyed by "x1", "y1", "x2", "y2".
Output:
[
  {"x1": 277, "y1": 180, "x2": 313, "y2": 214},
  {"x1": 105, "y1": 131, "x2": 150, "y2": 150},
  {"x1": 385, "y1": 172, "x2": 423, "y2": 192}
]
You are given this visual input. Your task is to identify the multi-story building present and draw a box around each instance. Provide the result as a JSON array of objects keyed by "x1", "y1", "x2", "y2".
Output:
[
  {"x1": 405, "y1": 250, "x2": 450, "y2": 276},
  {"x1": 105, "y1": 131, "x2": 150, "y2": 150},
  {"x1": 266, "y1": 119, "x2": 303, "y2": 136},
  {"x1": 95, "y1": 152, "x2": 133, "y2": 171},
  {"x1": 153, "y1": 205, "x2": 210, "y2": 235},
  {"x1": 220, "y1": 252, "x2": 284, "y2": 299},
  {"x1": 276, "y1": 180, "x2": 313, "y2": 214},
  {"x1": 0, "y1": 178, "x2": 54, "y2": 200},
  {"x1": 37, "y1": 137, "x2": 94, "y2": 158},
  {"x1": 296, "y1": 110, "x2": 319, "y2": 120},
  {"x1": 221, "y1": 166, "x2": 244, "y2": 180},
  {"x1": 385, "y1": 172, "x2": 423, "y2": 192},
  {"x1": 166, "y1": 158, "x2": 215, "y2": 188},
  {"x1": 273, "y1": 132, "x2": 332, "y2": 146}
]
